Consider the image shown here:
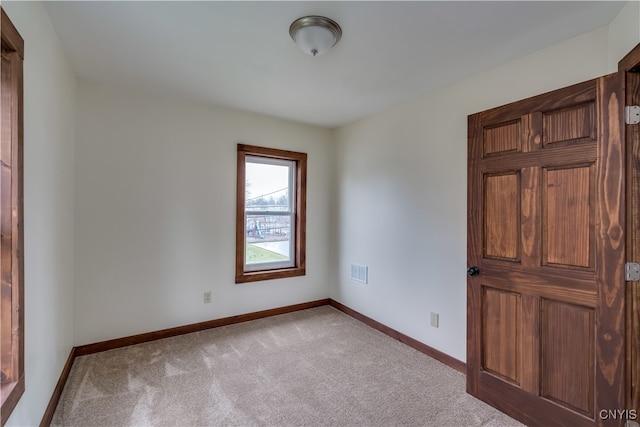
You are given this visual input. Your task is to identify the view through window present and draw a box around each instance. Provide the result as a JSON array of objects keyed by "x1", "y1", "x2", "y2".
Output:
[
  {"x1": 236, "y1": 145, "x2": 306, "y2": 283},
  {"x1": 245, "y1": 157, "x2": 295, "y2": 270}
]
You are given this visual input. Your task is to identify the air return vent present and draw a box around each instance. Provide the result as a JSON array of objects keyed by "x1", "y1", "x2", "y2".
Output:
[{"x1": 350, "y1": 264, "x2": 368, "y2": 284}]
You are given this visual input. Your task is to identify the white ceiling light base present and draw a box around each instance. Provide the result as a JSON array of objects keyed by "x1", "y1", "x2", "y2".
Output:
[{"x1": 289, "y1": 16, "x2": 342, "y2": 57}]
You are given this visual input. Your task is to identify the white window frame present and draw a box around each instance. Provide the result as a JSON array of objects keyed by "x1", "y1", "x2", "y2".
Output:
[{"x1": 244, "y1": 156, "x2": 296, "y2": 272}]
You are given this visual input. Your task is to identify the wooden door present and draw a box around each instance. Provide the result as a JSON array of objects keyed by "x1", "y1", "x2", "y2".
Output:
[
  {"x1": 467, "y1": 74, "x2": 626, "y2": 426},
  {"x1": 620, "y1": 43, "x2": 640, "y2": 417}
]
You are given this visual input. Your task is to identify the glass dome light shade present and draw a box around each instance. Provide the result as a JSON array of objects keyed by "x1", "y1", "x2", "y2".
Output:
[{"x1": 289, "y1": 16, "x2": 342, "y2": 57}]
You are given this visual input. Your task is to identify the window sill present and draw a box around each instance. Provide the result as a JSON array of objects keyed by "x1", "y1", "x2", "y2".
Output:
[
  {"x1": 236, "y1": 266, "x2": 305, "y2": 284},
  {"x1": 1, "y1": 375, "x2": 24, "y2": 426}
]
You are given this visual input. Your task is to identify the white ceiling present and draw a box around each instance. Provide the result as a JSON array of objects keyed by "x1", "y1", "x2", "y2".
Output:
[{"x1": 44, "y1": 1, "x2": 626, "y2": 128}]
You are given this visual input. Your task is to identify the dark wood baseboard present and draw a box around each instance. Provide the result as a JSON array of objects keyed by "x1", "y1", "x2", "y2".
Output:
[
  {"x1": 75, "y1": 299, "x2": 330, "y2": 356},
  {"x1": 328, "y1": 299, "x2": 467, "y2": 374},
  {"x1": 39, "y1": 348, "x2": 76, "y2": 427},
  {"x1": 41, "y1": 297, "x2": 465, "y2": 426}
]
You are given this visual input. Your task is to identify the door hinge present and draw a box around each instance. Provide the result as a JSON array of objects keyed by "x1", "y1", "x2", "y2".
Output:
[
  {"x1": 626, "y1": 262, "x2": 640, "y2": 281},
  {"x1": 626, "y1": 106, "x2": 640, "y2": 125}
]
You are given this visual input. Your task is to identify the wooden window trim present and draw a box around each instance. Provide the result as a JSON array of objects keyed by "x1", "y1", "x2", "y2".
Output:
[
  {"x1": 236, "y1": 144, "x2": 306, "y2": 283},
  {"x1": 0, "y1": 7, "x2": 24, "y2": 426}
]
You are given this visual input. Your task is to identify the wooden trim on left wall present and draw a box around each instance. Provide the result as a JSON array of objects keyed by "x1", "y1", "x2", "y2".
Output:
[{"x1": 0, "y1": 7, "x2": 25, "y2": 427}]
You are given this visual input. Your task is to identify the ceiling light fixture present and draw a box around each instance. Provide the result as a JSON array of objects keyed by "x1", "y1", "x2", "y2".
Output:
[{"x1": 289, "y1": 16, "x2": 342, "y2": 57}]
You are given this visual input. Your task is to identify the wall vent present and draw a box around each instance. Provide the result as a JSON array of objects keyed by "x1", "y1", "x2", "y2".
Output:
[{"x1": 350, "y1": 264, "x2": 368, "y2": 284}]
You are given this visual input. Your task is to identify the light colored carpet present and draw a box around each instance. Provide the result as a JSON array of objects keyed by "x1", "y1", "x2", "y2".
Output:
[{"x1": 51, "y1": 306, "x2": 523, "y2": 426}]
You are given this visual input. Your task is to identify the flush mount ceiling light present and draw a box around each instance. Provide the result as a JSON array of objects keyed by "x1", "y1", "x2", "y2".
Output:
[{"x1": 289, "y1": 16, "x2": 342, "y2": 57}]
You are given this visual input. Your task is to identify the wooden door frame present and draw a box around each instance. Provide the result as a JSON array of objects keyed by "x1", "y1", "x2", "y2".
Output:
[{"x1": 620, "y1": 42, "x2": 640, "y2": 415}]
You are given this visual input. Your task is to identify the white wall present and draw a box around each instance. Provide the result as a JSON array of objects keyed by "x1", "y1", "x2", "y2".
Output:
[
  {"x1": 74, "y1": 82, "x2": 334, "y2": 345},
  {"x1": 2, "y1": 2, "x2": 76, "y2": 426},
  {"x1": 3, "y1": 1, "x2": 638, "y2": 423},
  {"x1": 332, "y1": 8, "x2": 639, "y2": 363},
  {"x1": 608, "y1": 0, "x2": 640, "y2": 71}
]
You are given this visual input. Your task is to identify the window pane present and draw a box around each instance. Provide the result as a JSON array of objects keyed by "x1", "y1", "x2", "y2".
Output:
[
  {"x1": 245, "y1": 214, "x2": 292, "y2": 266},
  {"x1": 245, "y1": 160, "x2": 291, "y2": 212},
  {"x1": 236, "y1": 144, "x2": 306, "y2": 283}
]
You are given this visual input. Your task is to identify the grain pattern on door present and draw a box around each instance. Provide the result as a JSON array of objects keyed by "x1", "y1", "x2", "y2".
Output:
[
  {"x1": 467, "y1": 75, "x2": 625, "y2": 427},
  {"x1": 620, "y1": 43, "x2": 640, "y2": 416}
]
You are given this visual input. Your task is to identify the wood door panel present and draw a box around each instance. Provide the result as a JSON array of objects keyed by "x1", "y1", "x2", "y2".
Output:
[
  {"x1": 541, "y1": 299, "x2": 595, "y2": 417},
  {"x1": 479, "y1": 270, "x2": 597, "y2": 307},
  {"x1": 521, "y1": 167, "x2": 541, "y2": 267},
  {"x1": 595, "y1": 73, "x2": 626, "y2": 417},
  {"x1": 521, "y1": 294, "x2": 540, "y2": 394},
  {"x1": 542, "y1": 165, "x2": 594, "y2": 269},
  {"x1": 484, "y1": 120, "x2": 521, "y2": 156},
  {"x1": 480, "y1": 141, "x2": 597, "y2": 174},
  {"x1": 542, "y1": 102, "x2": 596, "y2": 147},
  {"x1": 484, "y1": 173, "x2": 520, "y2": 260},
  {"x1": 478, "y1": 373, "x2": 596, "y2": 427},
  {"x1": 482, "y1": 287, "x2": 520, "y2": 384},
  {"x1": 468, "y1": 74, "x2": 625, "y2": 427},
  {"x1": 479, "y1": 80, "x2": 597, "y2": 127}
]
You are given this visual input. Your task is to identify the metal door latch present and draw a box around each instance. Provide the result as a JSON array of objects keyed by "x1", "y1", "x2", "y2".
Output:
[{"x1": 625, "y1": 262, "x2": 640, "y2": 281}]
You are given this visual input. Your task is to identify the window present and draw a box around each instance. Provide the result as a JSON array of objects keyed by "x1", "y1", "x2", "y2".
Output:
[
  {"x1": 236, "y1": 144, "x2": 306, "y2": 283},
  {"x1": 0, "y1": 7, "x2": 24, "y2": 426}
]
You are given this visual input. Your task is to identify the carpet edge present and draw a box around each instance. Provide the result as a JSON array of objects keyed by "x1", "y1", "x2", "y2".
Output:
[
  {"x1": 328, "y1": 299, "x2": 467, "y2": 374},
  {"x1": 75, "y1": 299, "x2": 331, "y2": 356},
  {"x1": 42, "y1": 298, "x2": 467, "y2": 426}
]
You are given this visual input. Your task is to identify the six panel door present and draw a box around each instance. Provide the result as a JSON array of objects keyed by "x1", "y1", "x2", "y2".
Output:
[{"x1": 467, "y1": 74, "x2": 625, "y2": 426}]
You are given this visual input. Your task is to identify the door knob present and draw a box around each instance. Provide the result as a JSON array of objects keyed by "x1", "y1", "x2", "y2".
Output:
[{"x1": 467, "y1": 266, "x2": 480, "y2": 276}]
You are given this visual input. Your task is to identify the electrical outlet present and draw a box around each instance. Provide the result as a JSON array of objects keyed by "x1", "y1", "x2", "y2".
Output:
[
  {"x1": 430, "y1": 312, "x2": 439, "y2": 328},
  {"x1": 203, "y1": 291, "x2": 212, "y2": 304}
]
